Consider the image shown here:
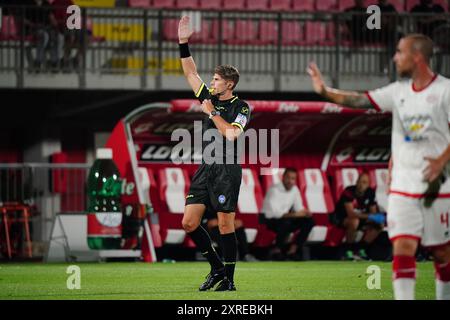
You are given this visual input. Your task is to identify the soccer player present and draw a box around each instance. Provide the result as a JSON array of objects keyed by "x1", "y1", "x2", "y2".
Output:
[
  {"x1": 178, "y1": 16, "x2": 251, "y2": 291},
  {"x1": 307, "y1": 34, "x2": 450, "y2": 300}
]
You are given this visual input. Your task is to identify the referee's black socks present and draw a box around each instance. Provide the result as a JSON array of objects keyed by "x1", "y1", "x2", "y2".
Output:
[
  {"x1": 188, "y1": 225, "x2": 224, "y2": 271},
  {"x1": 221, "y1": 232, "x2": 238, "y2": 282}
]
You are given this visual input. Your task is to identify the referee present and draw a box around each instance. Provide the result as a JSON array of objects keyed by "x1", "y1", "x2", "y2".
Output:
[{"x1": 178, "y1": 16, "x2": 251, "y2": 291}]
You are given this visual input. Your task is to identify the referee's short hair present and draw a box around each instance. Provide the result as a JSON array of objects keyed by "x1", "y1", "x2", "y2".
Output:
[{"x1": 215, "y1": 65, "x2": 240, "y2": 89}]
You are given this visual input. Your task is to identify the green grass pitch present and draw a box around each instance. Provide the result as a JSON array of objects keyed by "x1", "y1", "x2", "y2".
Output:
[{"x1": 0, "y1": 261, "x2": 437, "y2": 300}]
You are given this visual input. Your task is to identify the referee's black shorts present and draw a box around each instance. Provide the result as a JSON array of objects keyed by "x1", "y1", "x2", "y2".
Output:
[{"x1": 185, "y1": 163, "x2": 242, "y2": 213}]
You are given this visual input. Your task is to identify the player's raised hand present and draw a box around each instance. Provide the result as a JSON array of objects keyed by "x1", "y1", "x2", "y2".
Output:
[
  {"x1": 307, "y1": 62, "x2": 326, "y2": 95},
  {"x1": 178, "y1": 16, "x2": 194, "y2": 44},
  {"x1": 423, "y1": 156, "x2": 445, "y2": 182}
]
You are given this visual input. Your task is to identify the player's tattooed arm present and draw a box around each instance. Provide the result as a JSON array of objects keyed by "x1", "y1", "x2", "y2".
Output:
[{"x1": 307, "y1": 62, "x2": 374, "y2": 110}]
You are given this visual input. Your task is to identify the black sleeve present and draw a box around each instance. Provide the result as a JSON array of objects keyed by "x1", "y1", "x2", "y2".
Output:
[
  {"x1": 340, "y1": 186, "x2": 354, "y2": 204},
  {"x1": 368, "y1": 188, "x2": 377, "y2": 206},
  {"x1": 194, "y1": 82, "x2": 211, "y2": 103},
  {"x1": 230, "y1": 102, "x2": 251, "y2": 132}
]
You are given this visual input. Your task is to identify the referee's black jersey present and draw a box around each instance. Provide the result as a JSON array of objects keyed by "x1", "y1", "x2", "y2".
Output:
[{"x1": 195, "y1": 82, "x2": 251, "y2": 164}]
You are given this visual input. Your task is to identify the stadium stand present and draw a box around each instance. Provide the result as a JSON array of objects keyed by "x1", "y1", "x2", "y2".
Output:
[{"x1": 270, "y1": 0, "x2": 292, "y2": 11}]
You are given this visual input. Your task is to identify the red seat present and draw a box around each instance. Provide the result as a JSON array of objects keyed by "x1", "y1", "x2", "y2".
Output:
[
  {"x1": 339, "y1": 0, "x2": 356, "y2": 10},
  {"x1": 370, "y1": 168, "x2": 389, "y2": 212},
  {"x1": 333, "y1": 168, "x2": 361, "y2": 201},
  {"x1": 0, "y1": 16, "x2": 19, "y2": 41},
  {"x1": 281, "y1": 20, "x2": 303, "y2": 45},
  {"x1": 298, "y1": 168, "x2": 335, "y2": 214},
  {"x1": 162, "y1": 19, "x2": 179, "y2": 42},
  {"x1": 152, "y1": 0, "x2": 176, "y2": 8},
  {"x1": 223, "y1": 0, "x2": 245, "y2": 10},
  {"x1": 303, "y1": 21, "x2": 331, "y2": 45},
  {"x1": 211, "y1": 20, "x2": 235, "y2": 43},
  {"x1": 128, "y1": 0, "x2": 152, "y2": 7},
  {"x1": 199, "y1": 0, "x2": 222, "y2": 9},
  {"x1": 270, "y1": 0, "x2": 291, "y2": 11},
  {"x1": 157, "y1": 168, "x2": 190, "y2": 245},
  {"x1": 247, "y1": 0, "x2": 269, "y2": 10},
  {"x1": 176, "y1": 0, "x2": 198, "y2": 9},
  {"x1": 231, "y1": 20, "x2": 257, "y2": 45},
  {"x1": 292, "y1": 0, "x2": 314, "y2": 11},
  {"x1": 190, "y1": 20, "x2": 213, "y2": 44},
  {"x1": 258, "y1": 20, "x2": 278, "y2": 45},
  {"x1": 316, "y1": 0, "x2": 337, "y2": 11}
]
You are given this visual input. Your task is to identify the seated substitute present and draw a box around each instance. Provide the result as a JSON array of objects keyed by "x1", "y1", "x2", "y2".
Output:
[
  {"x1": 330, "y1": 171, "x2": 386, "y2": 260},
  {"x1": 261, "y1": 168, "x2": 315, "y2": 261}
]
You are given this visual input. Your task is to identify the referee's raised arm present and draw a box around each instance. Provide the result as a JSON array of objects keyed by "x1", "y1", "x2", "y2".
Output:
[{"x1": 178, "y1": 16, "x2": 204, "y2": 96}]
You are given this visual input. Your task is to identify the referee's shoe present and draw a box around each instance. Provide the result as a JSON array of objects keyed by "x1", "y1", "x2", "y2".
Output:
[
  {"x1": 215, "y1": 277, "x2": 236, "y2": 291},
  {"x1": 199, "y1": 268, "x2": 225, "y2": 291}
]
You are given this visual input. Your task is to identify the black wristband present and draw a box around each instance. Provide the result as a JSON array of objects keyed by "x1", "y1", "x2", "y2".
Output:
[{"x1": 179, "y1": 42, "x2": 191, "y2": 58}]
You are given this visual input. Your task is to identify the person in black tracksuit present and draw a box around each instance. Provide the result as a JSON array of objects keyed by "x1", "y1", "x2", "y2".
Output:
[{"x1": 178, "y1": 16, "x2": 251, "y2": 291}]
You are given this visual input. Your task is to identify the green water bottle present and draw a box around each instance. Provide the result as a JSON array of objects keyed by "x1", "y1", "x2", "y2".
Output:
[{"x1": 87, "y1": 148, "x2": 122, "y2": 250}]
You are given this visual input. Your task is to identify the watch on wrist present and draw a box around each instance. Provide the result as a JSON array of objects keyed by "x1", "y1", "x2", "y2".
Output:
[{"x1": 209, "y1": 110, "x2": 220, "y2": 119}]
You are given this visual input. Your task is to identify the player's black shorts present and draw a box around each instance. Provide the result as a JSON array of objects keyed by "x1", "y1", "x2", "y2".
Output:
[{"x1": 185, "y1": 163, "x2": 242, "y2": 213}]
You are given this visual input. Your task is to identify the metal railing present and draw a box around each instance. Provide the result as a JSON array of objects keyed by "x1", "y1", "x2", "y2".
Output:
[
  {"x1": 0, "y1": 163, "x2": 90, "y2": 257},
  {"x1": 1, "y1": 5, "x2": 449, "y2": 89}
]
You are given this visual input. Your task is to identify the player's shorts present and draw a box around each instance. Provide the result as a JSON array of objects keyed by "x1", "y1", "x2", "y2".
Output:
[
  {"x1": 185, "y1": 163, "x2": 242, "y2": 213},
  {"x1": 387, "y1": 193, "x2": 450, "y2": 247}
]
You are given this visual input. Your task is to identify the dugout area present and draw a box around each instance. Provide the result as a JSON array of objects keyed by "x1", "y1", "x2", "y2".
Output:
[{"x1": 105, "y1": 99, "x2": 391, "y2": 262}]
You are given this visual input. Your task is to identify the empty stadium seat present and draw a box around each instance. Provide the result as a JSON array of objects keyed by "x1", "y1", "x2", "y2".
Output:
[
  {"x1": 152, "y1": 0, "x2": 176, "y2": 8},
  {"x1": 128, "y1": 0, "x2": 151, "y2": 7},
  {"x1": 237, "y1": 168, "x2": 264, "y2": 243},
  {"x1": 303, "y1": 21, "x2": 330, "y2": 45},
  {"x1": 158, "y1": 168, "x2": 190, "y2": 244},
  {"x1": 223, "y1": 0, "x2": 245, "y2": 10},
  {"x1": 190, "y1": 20, "x2": 213, "y2": 43},
  {"x1": 333, "y1": 168, "x2": 360, "y2": 200},
  {"x1": 298, "y1": 169, "x2": 335, "y2": 214},
  {"x1": 176, "y1": 0, "x2": 198, "y2": 9},
  {"x1": 270, "y1": 0, "x2": 292, "y2": 11},
  {"x1": 162, "y1": 19, "x2": 179, "y2": 42},
  {"x1": 316, "y1": 0, "x2": 337, "y2": 11},
  {"x1": 281, "y1": 20, "x2": 303, "y2": 45},
  {"x1": 211, "y1": 20, "x2": 235, "y2": 43},
  {"x1": 231, "y1": 20, "x2": 257, "y2": 44},
  {"x1": 247, "y1": 0, "x2": 269, "y2": 10},
  {"x1": 258, "y1": 20, "x2": 278, "y2": 45},
  {"x1": 0, "y1": 16, "x2": 19, "y2": 41},
  {"x1": 370, "y1": 168, "x2": 389, "y2": 212},
  {"x1": 199, "y1": 0, "x2": 222, "y2": 9},
  {"x1": 339, "y1": 0, "x2": 356, "y2": 10},
  {"x1": 292, "y1": 0, "x2": 314, "y2": 11}
]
